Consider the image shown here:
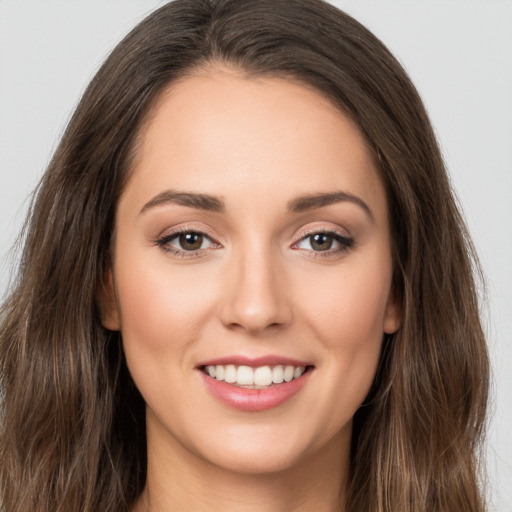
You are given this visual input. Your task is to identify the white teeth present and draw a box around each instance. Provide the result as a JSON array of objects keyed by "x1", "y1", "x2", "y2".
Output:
[
  {"x1": 272, "y1": 365, "x2": 284, "y2": 384},
  {"x1": 237, "y1": 365, "x2": 254, "y2": 385},
  {"x1": 203, "y1": 363, "x2": 308, "y2": 387},
  {"x1": 294, "y1": 367, "x2": 305, "y2": 379},
  {"x1": 254, "y1": 366, "x2": 272, "y2": 386},
  {"x1": 224, "y1": 364, "x2": 237, "y2": 383},
  {"x1": 284, "y1": 365, "x2": 294, "y2": 382}
]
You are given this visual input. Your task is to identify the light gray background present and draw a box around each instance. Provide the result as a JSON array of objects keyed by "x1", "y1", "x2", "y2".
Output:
[{"x1": 1, "y1": 1, "x2": 511, "y2": 509}]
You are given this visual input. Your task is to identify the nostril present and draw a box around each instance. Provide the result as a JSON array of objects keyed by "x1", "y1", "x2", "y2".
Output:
[{"x1": 225, "y1": 320, "x2": 286, "y2": 336}]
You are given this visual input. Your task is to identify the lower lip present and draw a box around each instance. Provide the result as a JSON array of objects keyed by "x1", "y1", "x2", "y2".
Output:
[{"x1": 200, "y1": 370, "x2": 312, "y2": 412}]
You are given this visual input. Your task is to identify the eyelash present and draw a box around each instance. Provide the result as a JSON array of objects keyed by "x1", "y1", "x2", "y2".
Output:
[
  {"x1": 155, "y1": 227, "x2": 219, "y2": 259},
  {"x1": 292, "y1": 228, "x2": 354, "y2": 258},
  {"x1": 155, "y1": 227, "x2": 354, "y2": 259}
]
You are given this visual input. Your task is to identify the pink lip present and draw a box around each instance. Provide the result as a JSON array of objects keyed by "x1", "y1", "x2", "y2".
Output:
[
  {"x1": 197, "y1": 355, "x2": 311, "y2": 368},
  {"x1": 198, "y1": 366, "x2": 313, "y2": 413}
]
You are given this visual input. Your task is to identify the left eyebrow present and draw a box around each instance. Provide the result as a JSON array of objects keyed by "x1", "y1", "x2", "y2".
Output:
[
  {"x1": 287, "y1": 191, "x2": 374, "y2": 222},
  {"x1": 139, "y1": 189, "x2": 225, "y2": 214}
]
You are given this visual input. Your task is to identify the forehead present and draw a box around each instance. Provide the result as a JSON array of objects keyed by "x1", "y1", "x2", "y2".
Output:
[{"x1": 122, "y1": 70, "x2": 387, "y2": 221}]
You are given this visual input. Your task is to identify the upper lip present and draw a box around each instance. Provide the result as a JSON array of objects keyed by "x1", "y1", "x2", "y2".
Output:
[{"x1": 196, "y1": 355, "x2": 313, "y2": 368}]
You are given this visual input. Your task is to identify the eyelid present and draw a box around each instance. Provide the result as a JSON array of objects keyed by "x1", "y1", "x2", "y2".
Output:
[
  {"x1": 155, "y1": 223, "x2": 220, "y2": 243},
  {"x1": 154, "y1": 224, "x2": 222, "y2": 258},
  {"x1": 291, "y1": 224, "x2": 355, "y2": 256},
  {"x1": 166, "y1": 232, "x2": 215, "y2": 250},
  {"x1": 153, "y1": 223, "x2": 354, "y2": 259},
  {"x1": 294, "y1": 224, "x2": 352, "y2": 241}
]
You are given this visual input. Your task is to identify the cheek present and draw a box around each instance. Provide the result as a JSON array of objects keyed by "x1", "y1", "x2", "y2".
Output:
[
  {"x1": 302, "y1": 255, "x2": 393, "y2": 349},
  {"x1": 298, "y1": 250, "x2": 391, "y2": 398},
  {"x1": 114, "y1": 254, "x2": 221, "y2": 355},
  {"x1": 113, "y1": 255, "x2": 225, "y2": 418},
  {"x1": 277, "y1": 256, "x2": 392, "y2": 448}
]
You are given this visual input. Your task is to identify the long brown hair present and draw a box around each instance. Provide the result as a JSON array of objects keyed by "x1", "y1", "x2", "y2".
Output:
[{"x1": 0, "y1": 1, "x2": 489, "y2": 510}]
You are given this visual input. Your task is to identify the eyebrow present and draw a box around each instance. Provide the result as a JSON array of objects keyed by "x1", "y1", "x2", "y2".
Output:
[
  {"x1": 139, "y1": 188, "x2": 373, "y2": 221},
  {"x1": 287, "y1": 191, "x2": 374, "y2": 221},
  {"x1": 140, "y1": 190, "x2": 225, "y2": 214}
]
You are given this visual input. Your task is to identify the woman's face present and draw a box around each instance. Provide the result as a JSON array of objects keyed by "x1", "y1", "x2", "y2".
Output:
[{"x1": 103, "y1": 70, "x2": 400, "y2": 474}]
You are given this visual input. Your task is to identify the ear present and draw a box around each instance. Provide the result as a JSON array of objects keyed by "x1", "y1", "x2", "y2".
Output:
[
  {"x1": 97, "y1": 268, "x2": 121, "y2": 331},
  {"x1": 383, "y1": 288, "x2": 401, "y2": 334}
]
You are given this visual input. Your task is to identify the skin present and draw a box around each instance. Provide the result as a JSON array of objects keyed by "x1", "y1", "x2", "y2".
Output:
[{"x1": 101, "y1": 68, "x2": 400, "y2": 512}]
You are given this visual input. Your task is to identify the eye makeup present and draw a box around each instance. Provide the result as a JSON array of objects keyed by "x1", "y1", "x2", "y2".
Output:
[
  {"x1": 155, "y1": 226, "x2": 221, "y2": 259},
  {"x1": 153, "y1": 224, "x2": 355, "y2": 260}
]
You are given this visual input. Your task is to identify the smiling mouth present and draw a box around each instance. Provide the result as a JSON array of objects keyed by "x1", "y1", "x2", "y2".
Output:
[{"x1": 201, "y1": 364, "x2": 313, "y2": 389}]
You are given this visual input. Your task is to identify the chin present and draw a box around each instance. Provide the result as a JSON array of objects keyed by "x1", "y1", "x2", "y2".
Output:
[
  {"x1": 203, "y1": 443, "x2": 308, "y2": 475},
  {"x1": 187, "y1": 420, "x2": 348, "y2": 476}
]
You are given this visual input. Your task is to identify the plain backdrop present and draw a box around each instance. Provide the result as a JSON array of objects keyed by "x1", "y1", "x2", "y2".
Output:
[{"x1": 1, "y1": 1, "x2": 511, "y2": 510}]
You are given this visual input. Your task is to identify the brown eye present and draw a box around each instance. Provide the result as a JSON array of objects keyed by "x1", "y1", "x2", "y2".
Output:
[
  {"x1": 178, "y1": 232, "x2": 204, "y2": 251},
  {"x1": 294, "y1": 230, "x2": 354, "y2": 255},
  {"x1": 156, "y1": 230, "x2": 219, "y2": 257},
  {"x1": 309, "y1": 233, "x2": 333, "y2": 251}
]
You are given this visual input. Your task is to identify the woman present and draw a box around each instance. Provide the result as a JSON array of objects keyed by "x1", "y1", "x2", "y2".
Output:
[{"x1": 0, "y1": 0, "x2": 489, "y2": 510}]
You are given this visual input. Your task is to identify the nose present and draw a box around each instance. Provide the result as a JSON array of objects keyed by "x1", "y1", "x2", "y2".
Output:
[{"x1": 219, "y1": 248, "x2": 292, "y2": 335}]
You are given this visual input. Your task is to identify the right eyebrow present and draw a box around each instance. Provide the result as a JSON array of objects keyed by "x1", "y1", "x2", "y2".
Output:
[
  {"x1": 139, "y1": 189, "x2": 225, "y2": 215},
  {"x1": 287, "y1": 190, "x2": 374, "y2": 223}
]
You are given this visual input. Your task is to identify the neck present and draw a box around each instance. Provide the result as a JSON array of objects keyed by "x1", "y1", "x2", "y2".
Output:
[{"x1": 134, "y1": 420, "x2": 350, "y2": 512}]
